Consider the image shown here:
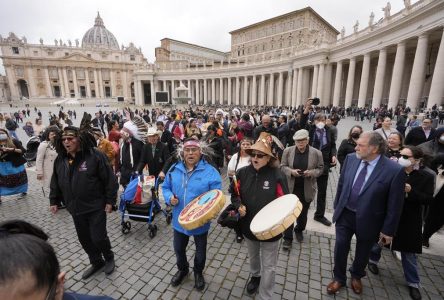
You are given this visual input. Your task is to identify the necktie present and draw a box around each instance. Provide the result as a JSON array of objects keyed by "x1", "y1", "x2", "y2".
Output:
[{"x1": 347, "y1": 161, "x2": 369, "y2": 212}]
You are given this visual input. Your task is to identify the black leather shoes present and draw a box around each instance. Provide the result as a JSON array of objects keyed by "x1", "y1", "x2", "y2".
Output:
[
  {"x1": 82, "y1": 261, "x2": 105, "y2": 280},
  {"x1": 194, "y1": 272, "x2": 205, "y2": 291},
  {"x1": 171, "y1": 270, "x2": 188, "y2": 287},
  {"x1": 314, "y1": 216, "x2": 332, "y2": 226},
  {"x1": 104, "y1": 257, "x2": 115, "y2": 275},
  {"x1": 408, "y1": 286, "x2": 422, "y2": 300},
  {"x1": 295, "y1": 231, "x2": 304, "y2": 242},
  {"x1": 282, "y1": 239, "x2": 292, "y2": 251},
  {"x1": 367, "y1": 262, "x2": 379, "y2": 275},
  {"x1": 246, "y1": 276, "x2": 261, "y2": 294}
]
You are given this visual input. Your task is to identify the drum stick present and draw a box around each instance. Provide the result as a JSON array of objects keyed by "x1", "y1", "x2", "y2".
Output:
[
  {"x1": 232, "y1": 175, "x2": 240, "y2": 196},
  {"x1": 169, "y1": 173, "x2": 178, "y2": 199}
]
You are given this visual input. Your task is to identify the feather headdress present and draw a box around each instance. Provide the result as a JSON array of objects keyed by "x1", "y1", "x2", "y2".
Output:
[{"x1": 54, "y1": 112, "x2": 96, "y2": 155}]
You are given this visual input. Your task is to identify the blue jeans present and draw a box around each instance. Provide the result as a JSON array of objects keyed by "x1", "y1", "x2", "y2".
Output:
[
  {"x1": 8, "y1": 130, "x2": 18, "y2": 140},
  {"x1": 369, "y1": 244, "x2": 420, "y2": 288},
  {"x1": 173, "y1": 230, "x2": 207, "y2": 274}
]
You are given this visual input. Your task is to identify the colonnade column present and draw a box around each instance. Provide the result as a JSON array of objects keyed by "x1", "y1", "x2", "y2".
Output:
[
  {"x1": 277, "y1": 72, "x2": 284, "y2": 106},
  {"x1": 252, "y1": 76, "x2": 257, "y2": 106},
  {"x1": 323, "y1": 64, "x2": 333, "y2": 106},
  {"x1": 54, "y1": 68, "x2": 63, "y2": 97},
  {"x1": 406, "y1": 34, "x2": 429, "y2": 109},
  {"x1": 311, "y1": 65, "x2": 319, "y2": 97},
  {"x1": 227, "y1": 78, "x2": 232, "y2": 105},
  {"x1": 296, "y1": 68, "x2": 304, "y2": 106},
  {"x1": 268, "y1": 73, "x2": 274, "y2": 106},
  {"x1": 195, "y1": 80, "x2": 200, "y2": 105},
  {"x1": 291, "y1": 69, "x2": 297, "y2": 107},
  {"x1": 201, "y1": 79, "x2": 206, "y2": 105},
  {"x1": 44, "y1": 67, "x2": 52, "y2": 97},
  {"x1": 72, "y1": 68, "x2": 79, "y2": 98},
  {"x1": 235, "y1": 77, "x2": 240, "y2": 105},
  {"x1": 260, "y1": 75, "x2": 265, "y2": 106},
  {"x1": 97, "y1": 69, "x2": 103, "y2": 98},
  {"x1": 372, "y1": 48, "x2": 388, "y2": 109},
  {"x1": 210, "y1": 78, "x2": 215, "y2": 105},
  {"x1": 150, "y1": 80, "x2": 156, "y2": 105},
  {"x1": 428, "y1": 29, "x2": 444, "y2": 109},
  {"x1": 344, "y1": 58, "x2": 356, "y2": 108},
  {"x1": 219, "y1": 78, "x2": 224, "y2": 104},
  {"x1": 110, "y1": 70, "x2": 116, "y2": 97},
  {"x1": 85, "y1": 69, "x2": 91, "y2": 98},
  {"x1": 122, "y1": 71, "x2": 129, "y2": 99},
  {"x1": 332, "y1": 61, "x2": 343, "y2": 107},
  {"x1": 62, "y1": 68, "x2": 69, "y2": 97},
  {"x1": 316, "y1": 64, "x2": 325, "y2": 100},
  {"x1": 243, "y1": 76, "x2": 248, "y2": 105},
  {"x1": 358, "y1": 53, "x2": 371, "y2": 107},
  {"x1": 27, "y1": 67, "x2": 36, "y2": 98},
  {"x1": 388, "y1": 42, "x2": 406, "y2": 109}
]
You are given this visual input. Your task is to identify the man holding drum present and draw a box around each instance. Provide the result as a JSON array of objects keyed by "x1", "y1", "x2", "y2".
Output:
[
  {"x1": 162, "y1": 138, "x2": 222, "y2": 291},
  {"x1": 234, "y1": 132, "x2": 290, "y2": 299},
  {"x1": 281, "y1": 129, "x2": 324, "y2": 248}
]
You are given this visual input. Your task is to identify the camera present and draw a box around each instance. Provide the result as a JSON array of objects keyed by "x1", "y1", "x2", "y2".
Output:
[{"x1": 310, "y1": 97, "x2": 320, "y2": 106}]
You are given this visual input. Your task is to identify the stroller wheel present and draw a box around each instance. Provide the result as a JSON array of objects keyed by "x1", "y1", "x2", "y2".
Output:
[{"x1": 121, "y1": 221, "x2": 131, "y2": 234}]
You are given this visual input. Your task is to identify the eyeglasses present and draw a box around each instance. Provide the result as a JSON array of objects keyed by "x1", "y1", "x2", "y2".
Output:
[
  {"x1": 400, "y1": 154, "x2": 412, "y2": 159},
  {"x1": 250, "y1": 152, "x2": 267, "y2": 159},
  {"x1": 183, "y1": 147, "x2": 200, "y2": 153},
  {"x1": 62, "y1": 137, "x2": 75, "y2": 142}
]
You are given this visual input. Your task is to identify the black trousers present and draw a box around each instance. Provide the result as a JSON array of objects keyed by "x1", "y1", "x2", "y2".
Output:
[
  {"x1": 284, "y1": 187, "x2": 309, "y2": 241},
  {"x1": 173, "y1": 230, "x2": 208, "y2": 274},
  {"x1": 72, "y1": 209, "x2": 113, "y2": 265},
  {"x1": 423, "y1": 189, "x2": 444, "y2": 240},
  {"x1": 315, "y1": 173, "x2": 329, "y2": 218}
]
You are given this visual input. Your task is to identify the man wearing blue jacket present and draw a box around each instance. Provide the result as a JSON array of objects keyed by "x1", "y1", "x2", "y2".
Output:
[{"x1": 162, "y1": 138, "x2": 222, "y2": 291}]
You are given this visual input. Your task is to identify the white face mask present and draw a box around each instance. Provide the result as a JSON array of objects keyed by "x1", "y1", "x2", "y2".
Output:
[
  {"x1": 398, "y1": 157, "x2": 412, "y2": 168},
  {"x1": 440, "y1": 136, "x2": 444, "y2": 143},
  {"x1": 316, "y1": 122, "x2": 325, "y2": 129}
]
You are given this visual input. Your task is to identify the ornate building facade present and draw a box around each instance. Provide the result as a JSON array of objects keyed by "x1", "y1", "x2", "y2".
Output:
[
  {"x1": 0, "y1": 13, "x2": 146, "y2": 102},
  {"x1": 135, "y1": 0, "x2": 443, "y2": 109},
  {"x1": 1, "y1": 1, "x2": 443, "y2": 109}
]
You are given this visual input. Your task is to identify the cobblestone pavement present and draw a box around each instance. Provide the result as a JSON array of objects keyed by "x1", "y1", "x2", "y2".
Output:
[{"x1": 1, "y1": 105, "x2": 443, "y2": 299}]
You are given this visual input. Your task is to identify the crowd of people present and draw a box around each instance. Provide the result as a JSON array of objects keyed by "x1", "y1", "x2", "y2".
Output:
[{"x1": 0, "y1": 99, "x2": 443, "y2": 300}]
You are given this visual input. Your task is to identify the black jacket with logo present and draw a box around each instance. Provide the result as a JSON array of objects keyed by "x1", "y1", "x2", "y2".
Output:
[
  {"x1": 50, "y1": 148, "x2": 118, "y2": 216},
  {"x1": 234, "y1": 164, "x2": 289, "y2": 242}
]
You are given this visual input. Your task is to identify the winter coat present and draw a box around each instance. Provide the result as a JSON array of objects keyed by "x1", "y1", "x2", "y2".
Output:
[
  {"x1": 50, "y1": 148, "x2": 118, "y2": 216},
  {"x1": 337, "y1": 138, "x2": 356, "y2": 171},
  {"x1": 391, "y1": 168, "x2": 435, "y2": 253},
  {"x1": 35, "y1": 141, "x2": 58, "y2": 188},
  {"x1": 162, "y1": 158, "x2": 222, "y2": 236}
]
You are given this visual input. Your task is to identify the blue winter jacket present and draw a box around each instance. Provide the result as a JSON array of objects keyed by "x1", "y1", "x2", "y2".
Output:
[{"x1": 162, "y1": 158, "x2": 222, "y2": 236}]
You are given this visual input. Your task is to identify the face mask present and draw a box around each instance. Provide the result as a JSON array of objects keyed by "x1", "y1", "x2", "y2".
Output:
[
  {"x1": 351, "y1": 132, "x2": 360, "y2": 139},
  {"x1": 316, "y1": 122, "x2": 325, "y2": 130},
  {"x1": 398, "y1": 157, "x2": 412, "y2": 168},
  {"x1": 440, "y1": 136, "x2": 444, "y2": 143}
]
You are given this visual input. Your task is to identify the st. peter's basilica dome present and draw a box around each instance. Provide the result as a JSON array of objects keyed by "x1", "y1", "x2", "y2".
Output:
[{"x1": 82, "y1": 12, "x2": 119, "y2": 50}]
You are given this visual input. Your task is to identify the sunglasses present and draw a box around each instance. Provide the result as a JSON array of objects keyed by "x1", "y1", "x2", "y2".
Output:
[
  {"x1": 400, "y1": 154, "x2": 412, "y2": 160},
  {"x1": 250, "y1": 152, "x2": 267, "y2": 159},
  {"x1": 62, "y1": 137, "x2": 75, "y2": 142}
]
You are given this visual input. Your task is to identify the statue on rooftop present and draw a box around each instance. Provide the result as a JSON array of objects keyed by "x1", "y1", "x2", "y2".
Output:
[{"x1": 383, "y1": 2, "x2": 391, "y2": 18}]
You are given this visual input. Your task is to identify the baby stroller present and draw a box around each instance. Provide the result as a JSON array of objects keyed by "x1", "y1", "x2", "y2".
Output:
[
  {"x1": 119, "y1": 175, "x2": 172, "y2": 238},
  {"x1": 23, "y1": 136, "x2": 40, "y2": 167}
]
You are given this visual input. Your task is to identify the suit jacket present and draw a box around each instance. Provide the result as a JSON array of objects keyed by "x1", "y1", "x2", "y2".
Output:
[
  {"x1": 405, "y1": 126, "x2": 436, "y2": 146},
  {"x1": 137, "y1": 141, "x2": 170, "y2": 177},
  {"x1": 280, "y1": 145, "x2": 324, "y2": 203},
  {"x1": 333, "y1": 154, "x2": 405, "y2": 240}
]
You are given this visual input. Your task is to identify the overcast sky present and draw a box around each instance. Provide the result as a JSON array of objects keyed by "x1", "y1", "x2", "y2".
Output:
[{"x1": 0, "y1": 0, "x2": 409, "y2": 75}]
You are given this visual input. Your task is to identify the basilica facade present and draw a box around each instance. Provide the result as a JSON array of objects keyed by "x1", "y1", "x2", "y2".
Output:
[{"x1": 1, "y1": 0, "x2": 443, "y2": 109}]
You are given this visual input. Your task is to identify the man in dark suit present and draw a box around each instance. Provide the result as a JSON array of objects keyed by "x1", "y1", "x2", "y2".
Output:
[
  {"x1": 137, "y1": 128, "x2": 170, "y2": 177},
  {"x1": 301, "y1": 99, "x2": 337, "y2": 226},
  {"x1": 92, "y1": 112, "x2": 106, "y2": 136},
  {"x1": 404, "y1": 118, "x2": 436, "y2": 146},
  {"x1": 156, "y1": 121, "x2": 173, "y2": 153},
  {"x1": 327, "y1": 131, "x2": 405, "y2": 295}
]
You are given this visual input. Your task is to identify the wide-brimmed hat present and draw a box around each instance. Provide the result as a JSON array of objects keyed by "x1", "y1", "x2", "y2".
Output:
[
  {"x1": 147, "y1": 127, "x2": 161, "y2": 137},
  {"x1": 245, "y1": 132, "x2": 275, "y2": 159}
]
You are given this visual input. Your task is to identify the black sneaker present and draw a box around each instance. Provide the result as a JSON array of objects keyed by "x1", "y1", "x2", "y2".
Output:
[
  {"x1": 104, "y1": 257, "x2": 115, "y2": 275},
  {"x1": 367, "y1": 262, "x2": 379, "y2": 275},
  {"x1": 295, "y1": 231, "x2": 304, "y2": 242},
  {"x1": 171, "y1": 270, "x2": 188, "y2": 287},
  {"x1": 82, "y1": 261, "x2": 105, "y2": 280},
  {"x1": 408, "y1": 286, "x2": 422, "y2": 300},
  {"x1": 422, "y1": 239, "x2": 429, "y2": 249},
  {"x1": 314, "y1": 216, "x2": 332, "y2": 226},
  {"x1": 194, "y1": 272, "x2": 205, "y2": 291},
  {"x1": 246, "y1": 276, "x2": 261, "y2": 294},
  {"x1": 282, "y1": 239, "x2": 292, "y2": 251},
  {"x1": 236, "y1": 235, "x2": 244, "y2": 243}
]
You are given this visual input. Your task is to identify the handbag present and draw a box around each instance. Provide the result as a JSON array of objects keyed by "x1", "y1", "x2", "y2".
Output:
[{"x1": 217, "y1": 203, "x2": 240, "y2": 229}]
